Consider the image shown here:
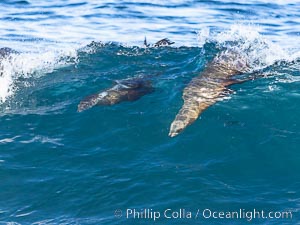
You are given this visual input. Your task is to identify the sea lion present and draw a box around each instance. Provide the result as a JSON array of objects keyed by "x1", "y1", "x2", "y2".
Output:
[
  {"x1": 78, "y1": 78, "x2": 154, "y2": 112},
  {"x1": 78, "y1": 38, "x2": 174, "y2": 112},
  {"x1": 144, "y1": 38, "x2": 174, "y2": 47},
  {"x1": 169, "y1": 49, "x2": 250, "y2": 137}
]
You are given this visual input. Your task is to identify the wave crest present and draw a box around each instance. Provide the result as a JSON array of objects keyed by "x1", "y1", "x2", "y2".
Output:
[
  {"x1": 0, "y1": 47, "x2": 78, "y2": 103},
  {"x1": 198, "y1": 24, "x2": 298, "y2": 71}
]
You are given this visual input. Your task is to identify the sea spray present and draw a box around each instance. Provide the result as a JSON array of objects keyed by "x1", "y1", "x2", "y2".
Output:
[
  {"x1": 0, "y1": 47, "x2": 78, "y2": 103},
  {"x1": 197, "y1": 25, "x2": 293, "y2": 71}
]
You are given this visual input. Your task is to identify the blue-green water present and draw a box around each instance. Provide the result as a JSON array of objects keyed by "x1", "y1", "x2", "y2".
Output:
[{"x1": 1, "y1": 1, "x2": 300, "y2": 224}]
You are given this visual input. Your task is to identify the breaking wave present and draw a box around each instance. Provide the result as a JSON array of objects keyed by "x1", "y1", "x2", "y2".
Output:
[
  {"x1": 0, "y1": 47, "x2": 78, "y2": 103},
  {"x1": 0, "y1": 25, "x2": 299, "y2": 105},
  {"x1": 198, "y1": 25, "x2": 299, "y2": 71}
]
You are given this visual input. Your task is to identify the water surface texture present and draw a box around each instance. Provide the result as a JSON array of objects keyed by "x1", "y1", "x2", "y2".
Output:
[{"x1": 0, "y1": 1, "x2": 300, "y2": 224}]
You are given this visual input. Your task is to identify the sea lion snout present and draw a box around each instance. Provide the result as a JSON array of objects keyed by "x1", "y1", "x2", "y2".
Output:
[{"x1": 169, "y1": 120, "x2": 185, "y2": 137}]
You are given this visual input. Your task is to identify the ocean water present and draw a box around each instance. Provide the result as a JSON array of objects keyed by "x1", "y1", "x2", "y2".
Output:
[{"x1": 1, "y1": 0, "x2": 300, "y2": 224}]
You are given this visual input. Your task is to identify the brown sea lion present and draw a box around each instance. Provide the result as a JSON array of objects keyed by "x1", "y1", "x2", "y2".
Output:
[
  {"x1": 169, "y1": 49, "x2": 251, "y2": 137},
  {"x1": 78, "y1": 78, "x2": 154, "y2": 112},
  {"x1": 78, "y1": 38, "x2": 174, "y2": 112},
  {"x1": 144, "y1": 38, "x2": 174, "y2": 47}
]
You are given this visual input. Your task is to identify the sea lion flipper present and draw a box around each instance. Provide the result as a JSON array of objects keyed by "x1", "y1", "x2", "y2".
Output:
[
  {"x1": 224, "y1": 70, "x2": 269, "y2": 86},
  {"x1": 222, "y1": 78, "x2": 246, "y2": 86},
  {"x1": 144, "y1": 37, "x2": 150, "y2": 47}
]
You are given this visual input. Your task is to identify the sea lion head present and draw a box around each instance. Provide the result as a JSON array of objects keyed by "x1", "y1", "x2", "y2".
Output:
[{"x1": 169, "y1": 120, "x2": 186, "y2": 137}]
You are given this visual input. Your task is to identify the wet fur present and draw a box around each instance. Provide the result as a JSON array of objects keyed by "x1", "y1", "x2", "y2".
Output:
[{"x1": 169, "y1": 50, "x2": 250, "y2": 137}]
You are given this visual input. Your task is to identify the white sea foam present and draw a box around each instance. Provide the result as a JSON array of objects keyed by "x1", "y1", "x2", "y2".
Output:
[
  {"x1": 197, "y1": 24, "x2": 299, "y2": 71},
  {"x1": 20, "y1": 135, "x2": 64, "y2": 146},
  {"x1": 0, "y1": 47, "x2": 78, "y2": 103},
  {"x1": 1, "y1": 24, "x2": 299, "y2": 104},
  {"x1": 0, "y1": 135, "x2": 20, "y2": 144}
]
